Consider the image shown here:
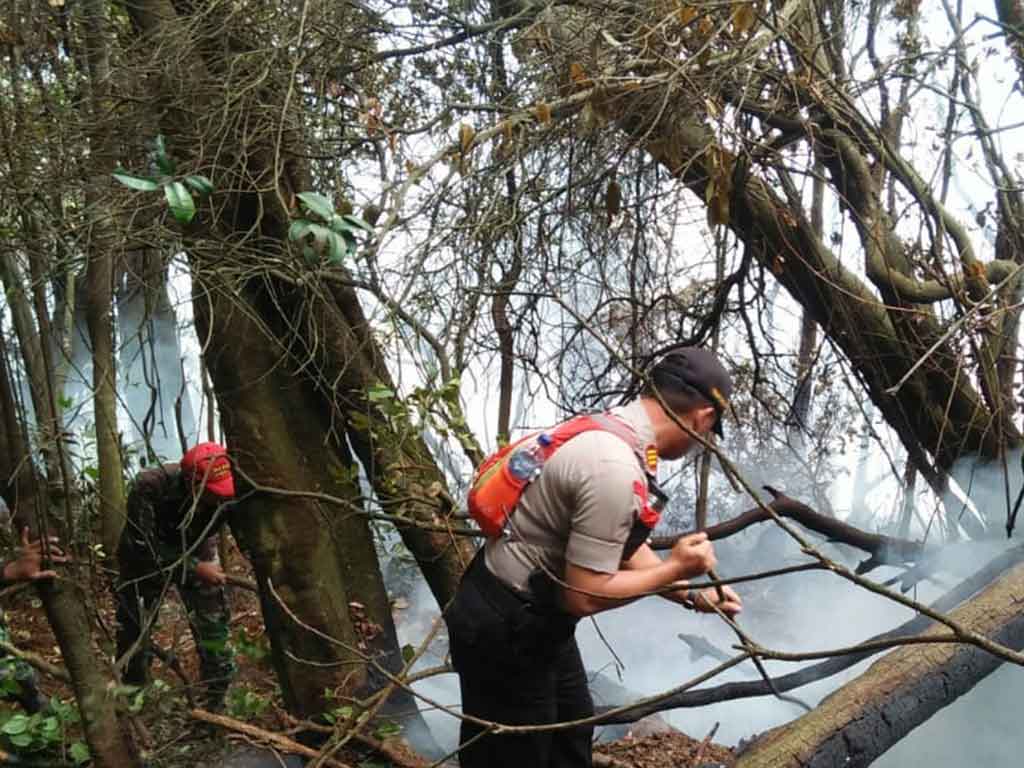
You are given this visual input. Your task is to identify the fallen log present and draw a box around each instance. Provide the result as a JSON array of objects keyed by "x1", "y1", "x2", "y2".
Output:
[
  {"x1": 733, "y1": 551, "x2": 1024, "y2": 767},
  {"x1": 595, "y1": 544, "x2": 1024, "y2": 723}
]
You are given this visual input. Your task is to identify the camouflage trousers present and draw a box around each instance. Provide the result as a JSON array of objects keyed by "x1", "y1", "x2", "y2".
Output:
[
  {"x1": 114, "y1": 561, "x2": 236, "y2": 707},
  {"x1": 0, "y1": 606, "x2": 45, "y2": 712}
]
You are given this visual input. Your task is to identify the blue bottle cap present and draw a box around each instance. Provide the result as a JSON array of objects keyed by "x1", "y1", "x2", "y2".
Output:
[{"x1": 538, "y1": 433, "x2": 552, "y2": 446}]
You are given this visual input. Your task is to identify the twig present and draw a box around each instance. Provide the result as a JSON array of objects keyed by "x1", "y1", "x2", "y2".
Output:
[
  {"x1": 693, "y1": 721, "x2": 719, "y2": 765},
  {"x1": 0, "y1": 639, "x2": 69, "y2": 682},
  {"x1": 149, "y1": 642, "x2": 196, "y2": 709},
  {"x1": 190, "y1": 708, "x2": 355, "y2": 768},
  {"x1": 282, "y1": 714, "x2": 431, "y2": 768}
]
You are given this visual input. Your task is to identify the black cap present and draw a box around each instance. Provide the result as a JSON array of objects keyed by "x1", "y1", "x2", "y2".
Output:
[{"x1": 649, "y1": 347, "x2": 734, "y2": 436}]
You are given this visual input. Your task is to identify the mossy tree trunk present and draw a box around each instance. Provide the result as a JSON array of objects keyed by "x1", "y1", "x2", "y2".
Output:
[
  {"x1": 123, "y1": 0, "x2": 473, "y2": 719},
  {"x1": 507, "y1": 1, "x2": 1021, "y2": 493},
  {"x1": 194, "y1": 271, "x2": 411, "y2": 715}
]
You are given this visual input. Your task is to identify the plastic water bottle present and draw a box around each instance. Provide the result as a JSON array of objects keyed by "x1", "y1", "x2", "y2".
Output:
[{"x1": 507, "y1": 433, "x2": 551, "y2": 481}]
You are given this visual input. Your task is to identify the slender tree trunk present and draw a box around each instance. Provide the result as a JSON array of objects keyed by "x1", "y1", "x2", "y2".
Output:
[
  {"x1": 117, "y1": 259, "x2": 195, "y2": 462},
  {"x1": 0, "y1": 260, "x2": 140, "y2": 767},
  {"x1": 82, "y1": 0, "x2": 126, "y2": 558}
]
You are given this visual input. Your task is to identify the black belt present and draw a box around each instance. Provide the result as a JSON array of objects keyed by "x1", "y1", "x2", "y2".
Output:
[
  {"x1": 464, "y1": 550, "x2": 578, "y2": 632},
  {"x1": 464, "y1": 550, "x2": 532, "y2": 618}
]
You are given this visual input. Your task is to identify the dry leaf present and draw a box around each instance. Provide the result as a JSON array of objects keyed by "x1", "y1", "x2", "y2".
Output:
[
  {"x1": 535, "y1": 102, "x2": 552, "y2": 124},
  {"x1": 705, "y1": 148, "x2": 734, "y2": 227},
  {"x1": 698, "y1": 16, "x2": 715, "y2": 37},
  {"x1": 459, "y1": 123, "x2": 475, "y2": 154},
  {"x1": 732, "y1": 2, "x2": 757, "y2": 35},
  {"x1": 678, "y1": 5, "x2": 698, "y2": 25},
  {"x1": 569, "y1": 61, "x2": 590, "y2": 88}
]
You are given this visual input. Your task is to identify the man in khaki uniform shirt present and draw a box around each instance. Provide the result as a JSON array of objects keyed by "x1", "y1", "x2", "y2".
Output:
[{"x1": 448, "y1": 347, "x2": 743, "y2": 768}]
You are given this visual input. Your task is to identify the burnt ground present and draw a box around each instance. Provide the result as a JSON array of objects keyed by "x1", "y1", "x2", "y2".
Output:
[{"x1": 0, "y1": 538, "x2": 735, "y2": 768}]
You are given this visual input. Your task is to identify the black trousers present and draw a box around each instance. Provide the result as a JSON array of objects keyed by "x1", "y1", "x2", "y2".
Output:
[{"x1": 447, "y1": 553, "x2": 593, "y2": 768}]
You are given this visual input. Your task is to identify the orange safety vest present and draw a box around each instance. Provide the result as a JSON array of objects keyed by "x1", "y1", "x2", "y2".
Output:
[{"x1": 467, "y1": 412, "x2": 661, "y2": 538}]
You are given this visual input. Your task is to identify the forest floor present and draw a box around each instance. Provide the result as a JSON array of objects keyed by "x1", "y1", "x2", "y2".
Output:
[{"x1": 0, "y1": 538, "x2": 735, "y2": 768}]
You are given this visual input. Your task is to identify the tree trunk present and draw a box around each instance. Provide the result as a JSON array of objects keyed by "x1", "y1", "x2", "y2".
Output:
[
  {"x1": 0, "y1": 267, "x2": 140, "y2": 767},
  {"x1": 734, "y1": 556, "x2": 1024, "y2": 768},
  {"x1": 194, "y1": 273, "x2": 408, "y2": 716},
  {"x1": 82, "y1": 0, "x2": 127, "y2": 559},
  {"x1": 117, "y1": 257, "x2": 195, "y2": 463},
  {"x1": 508, "y1": 2, "x2": 1018, "y2": 489},
  {"x1": 123, "y1": 0, "x2": 472, "y2": 723}
]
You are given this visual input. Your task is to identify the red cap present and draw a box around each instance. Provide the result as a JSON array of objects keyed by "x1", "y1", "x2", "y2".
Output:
[{"x1": 181, "y1": 442, "x2": 235, "y2": 499}]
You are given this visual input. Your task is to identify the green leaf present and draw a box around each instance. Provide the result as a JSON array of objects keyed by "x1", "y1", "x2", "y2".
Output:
[
  {"x1": 401, "y1": 644, "x2": 416, "y2": 662},
  {"x1": 2, "y1": 715, "x2": 28, "y2": 735},
  {"x1": 307, "y1": 222, "x2": 332, "y2": 254},
  {"x1": 163, "y1": 181, "x2": 196, "y2": 224},
  {"x1": 8, "y1": 732, "x2": 32, "y2": 747},
  {"x1": 70, "y1": 741, "x2": 90, "y2": 765},
  {"x1": 326, "y1": 231, "x2": 346, "y2": 264},
  {"x1": 112, "y1": 171, "x2": 160, "y2": 192},
  {"x1": 153, "y1": 135, "x2": 175, "y2": 176},
  {"x1": 184, "y1": 174, "x2": 214, "y2": 198},
  {"x1": 374, "y1": 720, "x2": 402, "y2": 738},
  {"x1": 341, "y1": 229, "x2": 358, "y2": 256},
  {"x1": 296, "y1": 192, "x2": 336, "y2": 222},
  {"x1": 129, "y1": 688, "x2": 146, "y2": 714},
  {"x1": 288, "y1": 219, "x2": 315, "y2": 242},
  {"x1": 368, "y1": 384, "x2": 395, "y2": 402},
  {"x1": 341, "y1": 213, "x2": 374, "y2": 232}
]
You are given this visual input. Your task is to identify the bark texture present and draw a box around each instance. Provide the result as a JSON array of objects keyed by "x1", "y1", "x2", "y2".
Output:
[
  {"x1": 123, "y1": 0, "x2": 473, "y2": 719},
  {"x1": 734, "y1": 557, "x2": 1024, "y2": 768}
]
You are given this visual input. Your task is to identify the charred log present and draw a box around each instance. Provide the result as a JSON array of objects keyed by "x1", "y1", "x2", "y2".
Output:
[
  {"x1": 732, "y1": 550, "x2": 1024, "y2": 767},
  {"x1": 596, "y1": 544, "x2": 1024, "y2": 723}
]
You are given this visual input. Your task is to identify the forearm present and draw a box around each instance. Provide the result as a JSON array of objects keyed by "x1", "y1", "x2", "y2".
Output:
[
  {"x1": 562, "y1": 559, "x2": 685, "y2": 617},
  {"x1": 623, "y1": 544, "x2": 692, "y2": 606}
]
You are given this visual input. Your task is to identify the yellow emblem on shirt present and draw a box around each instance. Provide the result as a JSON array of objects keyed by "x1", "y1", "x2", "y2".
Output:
[{"x1": 645, "y1": 444, "x2": 658, "y2": 473}]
